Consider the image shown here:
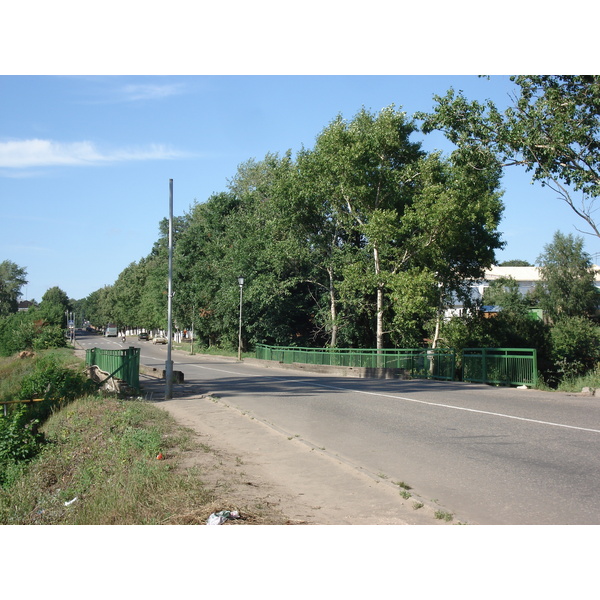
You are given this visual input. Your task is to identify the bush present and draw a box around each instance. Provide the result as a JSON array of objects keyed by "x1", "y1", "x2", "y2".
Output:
[
  {"x1": 0, "y1": 405, "x2": 43, "y2": 463},
  {"x1": 0, "y1": 351, "x2": 95, "y2": 487},
  {"x1": 550, "y1": 316, "x2": 600, "y2": 379},
  {"x1": 0, "y1": 309, "x2": 66, "y2": 356},
  {"x1": 19, "y1": 353, "x2": 92, "y2": 404}
]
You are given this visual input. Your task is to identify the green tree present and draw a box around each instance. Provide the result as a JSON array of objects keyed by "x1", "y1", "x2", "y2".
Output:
[
  {"x1": 174, "y1": 192, "x2": 240, "y2": 347},
  {"x1": 535, "y1": 231, "x2": 599, "y2": 321},
  {"x1": 420, "y1": 75, "x2": 600, "y2": 239},
  {"x1": 216, "y1": 155, "x2": 316, "y2": 348},
  {"x1": 483, "y1": 276, "x2": 529, "y2": 314},
  {"x1": 298, "y1": 106, "x2": 425, "y2": 349},
  {"x1": 300, "y1": 106, "x2": 504, "y2": 348},
  {"x1": 0, "y1": 261, "x2": 28, "y2": 316},
  {"x1": 81, "y1": 286, "x2": 114, "y2": 330},
  {"x1": 499, "y1": 259, "x2": 533, "y2": 266},
  {"x1": 39, "y1": 286, "x2": 71, "y2": 327}
]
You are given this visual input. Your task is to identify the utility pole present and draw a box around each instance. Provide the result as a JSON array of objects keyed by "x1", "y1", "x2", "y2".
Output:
[
  {"x1": 165, "y1": 179, "x2": 174, "y2": 400},
  {"x1": 237, "y1": 276, "x2": 244, "y2": 361}
]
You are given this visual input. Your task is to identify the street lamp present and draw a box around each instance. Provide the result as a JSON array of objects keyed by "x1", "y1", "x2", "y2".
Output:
[{"x1": 237, "y1": 276, "x2": 244, "y2": 361}]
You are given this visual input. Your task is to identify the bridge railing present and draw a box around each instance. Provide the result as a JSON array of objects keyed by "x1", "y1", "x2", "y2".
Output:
[
  {"x1": 85, "y1": 346, "x2": 140, "y2": 390},
  {"x1": 255, "y1": 345, "x2": 456, "y2": 380},
  {"x1": 461, "y1": 348, "x2": 537, "y2": 387},
  {"x1": 255, "y1": 344, "x2": 537, "y2": 387}
]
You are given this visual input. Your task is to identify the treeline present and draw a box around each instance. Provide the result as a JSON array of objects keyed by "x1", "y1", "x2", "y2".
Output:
[
  {"x1": 2, "y1": 94, "x2": 598, "y2": 387},
  {"x1": 79, "y1": 106, "x2": 506, "y2": 350},
  {"x1": 0, "y1": 260, "x2": 70, "y2": 357},
  {"x1": 74, "y1": 102, "x2": 600, "y2": 387}
]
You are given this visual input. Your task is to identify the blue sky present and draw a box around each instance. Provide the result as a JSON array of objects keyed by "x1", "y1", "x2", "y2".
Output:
[{"x1": 1, "y1": 74, "x2": 597, "y2": 302}]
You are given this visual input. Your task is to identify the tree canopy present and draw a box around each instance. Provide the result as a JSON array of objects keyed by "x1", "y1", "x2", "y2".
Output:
[
  {"x1": 76, "y1": 105, "x2": 505, "y2": 351},
  {"x1": 535, "y1": 231, "x2": 599, "y2": 322},
  {"x1": 419, "y1": 76, "x2": 600, "y2": 239},
  {"x1": 0, "y1": 260, "x2": 28, "y2": 316}
]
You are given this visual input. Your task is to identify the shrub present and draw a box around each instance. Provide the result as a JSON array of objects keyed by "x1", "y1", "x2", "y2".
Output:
[
  {"x1": 550, "y1": 316, "x2": 600, "y2": 379},
  {"x1": 0, "y1": 405, "x2": 43, "y2": 463},
  {"x1": 0, "y1": 351, "x2": 95, "y2": 487}
]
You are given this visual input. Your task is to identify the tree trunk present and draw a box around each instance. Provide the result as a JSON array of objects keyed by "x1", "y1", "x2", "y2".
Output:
[
  {"x1": 328, "y1": 266, "x2": 338, "y2": 348},
  {"x1": 374, "y1": 245, "x2": 384, "y2": 351}
]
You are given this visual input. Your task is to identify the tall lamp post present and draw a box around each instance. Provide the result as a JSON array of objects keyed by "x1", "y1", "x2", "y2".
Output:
[
  {"x1": 165, "y1": 179, "x2": 174, "y2": 400},
  {"x1": 237, "y1": 276, "x2": 244, "y2": 361}
]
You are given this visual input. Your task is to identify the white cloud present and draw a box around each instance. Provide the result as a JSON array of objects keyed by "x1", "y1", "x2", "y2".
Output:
[
  {"x1": 118, "y1": 83, "x2": 187, "y2": 102},
  {"x1": 0, "y1": 139, "x2": 185, "y2": 169}
]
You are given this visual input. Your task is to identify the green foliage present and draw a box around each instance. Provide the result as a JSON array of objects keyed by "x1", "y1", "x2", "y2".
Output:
[
  {"x1": 0, "y1": 308, "x2": 67, "y2": 356},
  {"x1": 556, "y1": 364, "x2": 600, "y2": 393},
  {"x1": 0, "y1": 405, "x2": 44, "y2": 466},
  {"x1": 535, "y1": 231, "x2": 599, "y2": 321},
  {"x1": 32, "y1": 323, "x2": 67, "y2": 351},
  {"x1": 0, "y1": 260, "x2": 28, "y2": 317},
  {"x1": 550, "y1": 316, "x2": 600, "y2": 379},
  {"x1": 0, "y1": 393, "x2": 291, "y2": 525},
  {"x1": 499, "y1": 259, "x2": 533, "y2": 266},
  {"x1": 18, "y1": 353, "x2": 91, "y2": 406},
  {"x1": 0, "y1": 350, "x2": 94, "y2": 486},
  {"x1": 420, "y1": 76, "x2": 600, "y2": 239},
  {"x1": 483, "y1": 276, "x2": 530, "y2": 315}
]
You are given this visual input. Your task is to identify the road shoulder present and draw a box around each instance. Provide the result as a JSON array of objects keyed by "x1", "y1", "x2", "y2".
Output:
[{"x1": 145, "y1": 376, "x2": 452, "y2": 525}]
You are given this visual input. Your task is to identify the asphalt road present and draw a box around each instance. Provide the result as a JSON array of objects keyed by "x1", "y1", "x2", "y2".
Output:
[{"x1": 78, "y1": 331, "x2": 600, "y2": 525}]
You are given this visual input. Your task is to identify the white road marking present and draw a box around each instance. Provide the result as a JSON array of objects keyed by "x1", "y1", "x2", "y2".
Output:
[{"x1": 186, "y1": 363, "x2": 600, "y2": 435}]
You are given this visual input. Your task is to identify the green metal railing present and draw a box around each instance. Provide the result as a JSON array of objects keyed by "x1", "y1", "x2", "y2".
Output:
[
  {"x1": 86, "y1": 346, "x2": 140, "y2": 390},
  {"x1": 461, "y1": 348, "x2": 537, "y2": 387},
  {"x1": 255, "y1": 344, "x2": 538, "y2": 386},
  {"x1": 255, "y1": 344, "x2": 456, "y2": 381}
]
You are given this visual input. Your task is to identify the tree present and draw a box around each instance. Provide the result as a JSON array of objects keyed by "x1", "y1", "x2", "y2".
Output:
[
  {"x1": 483, "y1": 276, "x2": 530, "y2": 314},
  {"x1": 535, "y1": 231, "x2": 599, "y2": 322},
  {"x1": 499, "y1": 259, "x2": 533, "y2": 267},
  {"x1": 420, "y1": 76, "x2": 600, "y2": 239},
  {"x1": 299, "y1": 106, "x2": 504, "y2": 349},
  {"x1": 298, "y1": 106, "x2": 425, "y2": 349},
  {"x1": 38, "y1": 286, "x2": 71, "y2": 327},
  {"x1": 0, "y1": 260, "x2": 28, "y2": 316},
  {"x1": 82, "y1": 106, "x2": 504, "y2": 352}
]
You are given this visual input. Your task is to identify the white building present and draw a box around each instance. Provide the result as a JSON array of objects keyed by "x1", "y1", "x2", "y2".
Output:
[{"x1": 447, "y1": 265, "x2": 600, "y2": 317}]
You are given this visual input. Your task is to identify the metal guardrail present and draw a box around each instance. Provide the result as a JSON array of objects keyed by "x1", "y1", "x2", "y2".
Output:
[
  {"x1": 255, "y1": 344, "x2": 537, "y2": 386},
  {"x1": 255, "y1": 344, "x2": 456, "y2": 381},
  {"x1": 85, "y1": 346, "x2": 140, "y2": 390},
  {"x1": 461, "y1": 348, "x2": 537, "y2": 387}
]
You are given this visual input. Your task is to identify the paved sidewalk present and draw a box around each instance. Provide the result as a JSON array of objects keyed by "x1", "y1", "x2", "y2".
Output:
[{"x1": 139, "y1": 374, "x2": 453, "y2": 525}]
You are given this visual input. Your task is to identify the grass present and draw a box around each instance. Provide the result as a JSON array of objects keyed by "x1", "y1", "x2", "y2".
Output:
[
  {"x1": 172, "y1": 341, "x2": 253, "y2": 360},
  {"x1": 0, "y1": 348, "x2": 80, "y2": 403},
  {"x1": 0, "y1": 386, "x2": 290, "y2": 525},
  {"x1": 434, "y1": 509, "x2": 454, "y2": 522},
  {"x1": 556, "y1": 366, "x2": 600, "y2": 393},
  {"x1": 1, "y1": 394, "x2": 202, "y2": 524}
]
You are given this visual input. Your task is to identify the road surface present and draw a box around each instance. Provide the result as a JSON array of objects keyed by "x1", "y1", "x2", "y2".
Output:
[{"x1": 78, "y1": 331, "x2": 600, "y2": 524}]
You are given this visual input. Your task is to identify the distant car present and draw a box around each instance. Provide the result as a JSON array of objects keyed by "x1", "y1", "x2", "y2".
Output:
[
  {"x1": 138, "y1": 332, "x2": 149, "y2": 340},
  {"x1": 152, "y1": 336, "x2": 167, "y2": 344}
]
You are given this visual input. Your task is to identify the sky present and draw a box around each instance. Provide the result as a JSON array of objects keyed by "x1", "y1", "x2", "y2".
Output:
[
  {"x1": 1, "y1": 2, "x2": 597, "y2": 305},
  {"x1": 2, "y1": 74, "x2": 597, "y2": 303}
]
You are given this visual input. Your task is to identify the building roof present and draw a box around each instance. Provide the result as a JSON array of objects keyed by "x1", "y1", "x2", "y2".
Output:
[{"x1": 483, "y1": 265, "x2": 600, "y2": 284}]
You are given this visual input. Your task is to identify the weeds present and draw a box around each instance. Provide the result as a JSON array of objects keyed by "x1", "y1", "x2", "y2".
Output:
[
  {"x1": 393, "y1": 481, "x2": 412, "y2": 490},
  {"x1": 0, "y1": 394, "x2": 215, "y2": 524},
  {"x1": 556, "y1": 365, "x2": 600, "y2": 393},
  {"x1": 434, "y1": 510, "x2": 454, "y2": 522}
]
